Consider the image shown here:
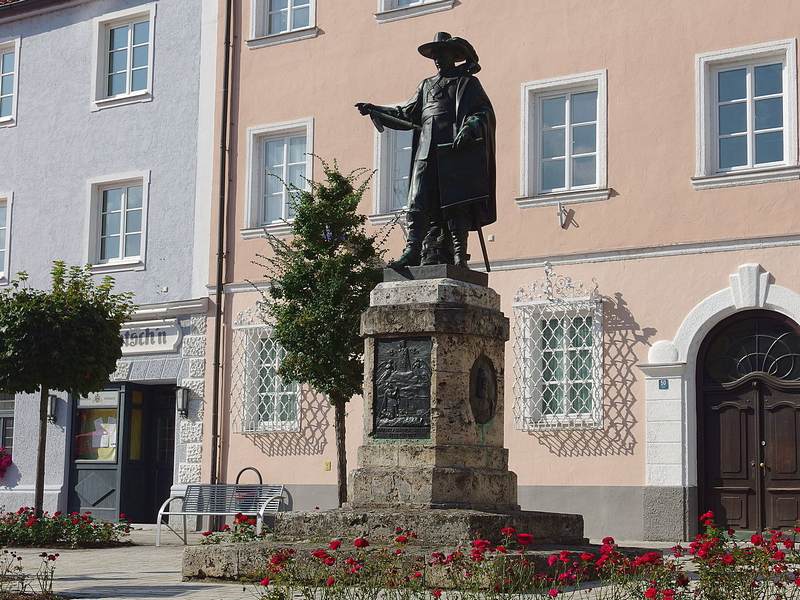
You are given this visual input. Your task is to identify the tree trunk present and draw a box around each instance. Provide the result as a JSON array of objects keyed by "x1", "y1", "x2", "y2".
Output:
[
  {"x1": 334, "y1": 400, "x2": 347, "y2": 507},
  {"x1": 34, "y1": 386, "x2": 48, "y2": 517}
]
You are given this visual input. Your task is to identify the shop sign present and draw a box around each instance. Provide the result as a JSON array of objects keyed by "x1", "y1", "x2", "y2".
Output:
[
  {"x1": 78, "y1": 390, "x2": 120, "y2": 408},
  {"x1": 120, "y1": 319, "x2": 182, "y2": 355}
]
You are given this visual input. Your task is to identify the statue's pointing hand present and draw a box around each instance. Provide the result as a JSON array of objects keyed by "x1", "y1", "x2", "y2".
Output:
[{"x1": 355, "y1": 102, "x2": 374, "y2": 116}]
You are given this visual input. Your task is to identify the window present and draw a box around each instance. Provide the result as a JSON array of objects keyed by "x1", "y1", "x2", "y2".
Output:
[
  {"x1": 0, "y1": 194, "x2": 11, "y2": 281},
  {"x1": 694, "y1": 39, "x2": 798, "y2": 189},
  {"x1": 99, "y1": 184, "x2": 143, "y2": 263},
  {"x1": 92, "y1": 5, "x2": 155, "y2": 110},
  {"x1": 519, "y1": 70, "x2": 608, "y2": 207},
  {"x1": 249, "y1": 0, "x2": 318, "y2": 46},
  {"x1": 375, "y1": 0, "x2": 454, "y2": 23},
  {"x1": 87, "y1": 173, "x2": 149, "y2": 272},
  {"x1": 244, "y1": 119, "x2": 313, "y2": 236},
  {"x1": 513, "y1": 268, "x2": 603, "y2": 430},
  {"x1": 0, "y1": 39, "x2": 19, "y2": 126},
  {"x1": 232, "y1": 321, "x2": 300, "y2": 433},
  {"x1": 0, "y1": 393, "x2": 14, "y2": 454},
  {"x1": 374, "y1": 128, "x2": 413, "y2": 217}
]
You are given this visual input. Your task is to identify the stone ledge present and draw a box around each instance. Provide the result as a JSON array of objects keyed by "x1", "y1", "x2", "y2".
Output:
[
  {"x1": 371, "y1": 279, "x2": 500, "y2": 311},
  {"x1": 361, "y1": 305, "x2": 509, "y2": 339},
  {"x1": 272, "y1": 508, "x2": 584, "y2": 547},
  {"x1": 383, "y1": 265, "x2": 487, "y2": 287}
]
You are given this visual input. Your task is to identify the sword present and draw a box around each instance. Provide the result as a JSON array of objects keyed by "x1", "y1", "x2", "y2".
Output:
[{"x1": 477, "y1": 227, "x2": 491, "y2": 273}]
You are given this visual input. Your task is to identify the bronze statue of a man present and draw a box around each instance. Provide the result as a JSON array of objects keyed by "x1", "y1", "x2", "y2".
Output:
[{"x1": 356, "y1": 32, "x2": 496, "y2": 269}]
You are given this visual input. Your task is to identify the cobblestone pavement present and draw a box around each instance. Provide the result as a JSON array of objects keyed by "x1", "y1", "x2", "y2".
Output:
[{"x1": 11, "y1": 526, "x2": 257, "y2": 600}]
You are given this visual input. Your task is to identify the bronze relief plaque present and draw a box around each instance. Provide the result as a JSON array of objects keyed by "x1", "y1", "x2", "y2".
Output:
[
  {"x1": 469, "y1": 355, "x2": 497, "y2": 425},
  {"x1": 373, "y1": 338, "x2": 432, "y2": 439}
]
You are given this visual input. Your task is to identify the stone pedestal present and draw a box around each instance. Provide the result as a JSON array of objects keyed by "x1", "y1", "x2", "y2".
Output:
[
  {"x1": 273, "y1": 266, "x2": 584, "y2": 547},
  {"x1": 350, "y1": 265, "x2": 516, "y2": 512}
]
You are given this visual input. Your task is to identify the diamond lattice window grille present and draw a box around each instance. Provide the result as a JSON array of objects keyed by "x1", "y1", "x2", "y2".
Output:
[
  {"x1": 231, "y1": 306, "x2": 300, "y2": 434},
  {"x1": 512, "y1": 264, "x2": 603, "y2": 431}
]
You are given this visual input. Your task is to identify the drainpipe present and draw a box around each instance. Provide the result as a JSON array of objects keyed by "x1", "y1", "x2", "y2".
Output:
[{"x1": 210, "y1": 0, "x2": 234, "y2": 485}]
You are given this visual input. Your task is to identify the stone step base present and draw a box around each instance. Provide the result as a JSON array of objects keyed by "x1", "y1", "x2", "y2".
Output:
[
  {"x1": 350, "y1": 466, "x2": 518, "y2": 510},
  {"x1": 357, "y1": 444, "x2": 510, "y2": 470},
  {"x1": 272, "y1": 507, "x2": 584, "y2": 547}
]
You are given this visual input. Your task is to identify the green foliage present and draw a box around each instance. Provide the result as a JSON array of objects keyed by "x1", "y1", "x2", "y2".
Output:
[
  {"x1": 0, "y1": 261, "x2": 135, "y2": 395},
  {"x1": 0, "y1": 507, "x2": 130, "y2": 548},
  {"x1": 258, "y1": 160, "x2": 386, "y2": 405}
]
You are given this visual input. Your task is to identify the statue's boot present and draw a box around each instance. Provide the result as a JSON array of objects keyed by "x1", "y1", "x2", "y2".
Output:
[
  {"x1": 387, "y1": 242, "x2": 422, "y2": 268},
  {"x1": 452, "y1": 229, "x2": 470, "y2": 269}
]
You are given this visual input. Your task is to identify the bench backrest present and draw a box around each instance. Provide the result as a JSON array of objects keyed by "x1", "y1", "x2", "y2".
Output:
[{"x1": 183, "y1": 484, "x2": 284, "y2": 514}]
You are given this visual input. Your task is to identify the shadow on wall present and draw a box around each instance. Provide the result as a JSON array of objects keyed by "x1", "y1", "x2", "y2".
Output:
[
  {"x1": 244, "y1": 390, "x2": 330, "y2": 457},
  {"x1": 0, "y1": 462, "x2": 21, "y2": 489},
  {"x1": 532, "y1": 292, "x2": 655, "y2": 457}
]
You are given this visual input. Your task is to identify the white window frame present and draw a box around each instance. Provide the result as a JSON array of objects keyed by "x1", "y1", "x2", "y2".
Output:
[
  {"x1": 247, "y1": 0, "x2": 318, "y2": 49},
  {"x1": 513, "y1": 299, "x2": 604, "y2": 431},
  {"x1": 0, "y1": 191, "x2": 13, "y2": 285},
  {"x1": 86, "y1": 171, "x2": 150, "y2": 274},
  {"x1": 518, "y1": 70, "x2": 609, "y2": 208},
  {"x1": 0, "y1": 37, "x2": 20, "y2": 128},
  {"x1": 375, "y1": 0, "x2": 454, "y2": 24},
  {"x1": 370, "y1": 115, "x2": 413, "y2": 224},
  {"x1": 694, "y1": 39, "x2": 798, "y2": 190},
  {"x1": 90, "y1": 3, "x2": 156, "y2": 111},
  {"x1": 243, "y1": 117, "x2": 313, "y2": 238}
]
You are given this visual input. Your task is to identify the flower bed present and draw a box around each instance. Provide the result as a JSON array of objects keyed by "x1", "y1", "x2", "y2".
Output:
[
  {"x1": 201, "y1": 513, "x2": 265, "y2": 545},
  {"x1": 246, "y1": 515, "x2": 800, "y2": 599},
  {"x1": 0, "y1": 508, "x2": 130, "y2": 549}
]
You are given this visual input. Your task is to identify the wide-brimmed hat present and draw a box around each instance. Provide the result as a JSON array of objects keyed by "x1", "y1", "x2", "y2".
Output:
[{"x1": 418, "y1": 31, "x2": 478, "y2": 65}]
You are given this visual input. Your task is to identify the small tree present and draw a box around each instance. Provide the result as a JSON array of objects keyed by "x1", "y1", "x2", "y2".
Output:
[
  {"x1": 0, "y1": 262, "x2": 135, "y2": 516},
  {"x1": 258, "y1": 160, "x2": 385, "y2": 506}
]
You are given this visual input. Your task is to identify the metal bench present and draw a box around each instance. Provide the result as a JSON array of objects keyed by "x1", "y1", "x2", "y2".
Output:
[{"x1": 155, "y1": 476, "x2": 285, "y2": 546}]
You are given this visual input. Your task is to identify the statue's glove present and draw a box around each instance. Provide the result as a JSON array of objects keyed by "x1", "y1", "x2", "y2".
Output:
[
  {"x1": 355, "y1": 102, "x2": 375, "y2": 116},
  {"x1": 453, "y1": 117, "x2": 481, "y2": 150}
]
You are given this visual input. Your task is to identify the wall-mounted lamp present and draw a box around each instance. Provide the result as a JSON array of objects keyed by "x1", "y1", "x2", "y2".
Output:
[
  {"x1": 47, "y1": 395, "x2": 58, "y2": 424},
  {"x1": 176, "y1": 387, "x2": 190, "y2": 418}
]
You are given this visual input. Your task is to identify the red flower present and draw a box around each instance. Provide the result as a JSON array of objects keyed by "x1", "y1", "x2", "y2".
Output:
[
  {"x1": 773, "y1": 550, "x2": 786, "y2": 561},
  {"x1": 311, "y1": 549, "x2": 330, "y2": 560},
  {"x1": 500, "y1": 526, "x2": 516, "y2": 537},
  {"x1": 325, "y1": 576, "x2": 335, "y2": 587},
  {"x1": 751, "y1": 533, "x2": 764, "y2": 546},
  {"x1": 471, "y1": 539, "x2": 492, "y2": 551},
  {"x1": 495, "y1": 545, "x2": 507, "y2": 553},
  {"x1": 201, "y1": 531, "x2": 213, "y2": 537},
  {"x1": 548, "y1": 589, "x2": 559, "y2": 598},
  {"x1": 722, "y1": 553, "x2": 735, "y2": 565},
  {"x1": 354, "y1": 537, "x2": 369, "y2": 548},
  {"x1": 260, "y1": 577, "x2": 270, "y2": 586},
  {"x1": 395, "y1": 534, "x2": 409, "y2": 544},
  {"x1": 579, "y1": 552, "x2": 594, "y2": 561},
  {"x1": 516, "y1": 533, "x2": 534, "y2": 546},
  {"x1": 324, "y1": 557, "x2": 335, "y2": 566},
  {"x1": 699, "y1": 510, "x2": 714, "y2": 523},
  {"x1": 602, "y1": 536, "x2": 615, "y2": 546},
  {"x1": 644, "y1": 587, "x2": 657, "y2": 599},
  {"x1": 328, "y1": 539, "x2": 341, "y2": 550},
  {"x1": 411, "y1": 571, "x2": 422, "y2": 579},
  {"x1": 432, "y1": 589, "x2": 442, "y2": 598}
]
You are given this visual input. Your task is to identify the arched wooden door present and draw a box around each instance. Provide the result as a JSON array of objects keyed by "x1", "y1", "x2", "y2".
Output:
[{"x1": 698, "y1": 311, "x2": 800, "y2": 531}]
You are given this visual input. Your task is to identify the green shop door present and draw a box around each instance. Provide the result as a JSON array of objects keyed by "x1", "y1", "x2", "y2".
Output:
[{"x1": 68, "y1": 385, "x2": 176, "y2": 522}]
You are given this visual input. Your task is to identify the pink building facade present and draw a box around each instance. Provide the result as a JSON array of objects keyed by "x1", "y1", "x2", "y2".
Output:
[{"x1": 204, "y1": 0, "x2": 800, "y2": 541}]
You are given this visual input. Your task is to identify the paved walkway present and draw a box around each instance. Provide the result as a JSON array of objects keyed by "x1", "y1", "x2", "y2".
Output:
[{"x1": 11, "y1": 526, "x2": 256, "y2": 600}]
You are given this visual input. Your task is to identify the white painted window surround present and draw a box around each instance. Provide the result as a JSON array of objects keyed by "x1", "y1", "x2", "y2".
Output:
[
  {"x1": 243, "y1": 118, "x2": 314, "y2": 239},
  {"x1": 247, "y1": 0, "x2": 318, "y2": 49},
  {"x1": 86, "y1": 172, "x2": 150, "y2": 274},
  {"x1": 694, "y1": 39, "x2": 799, "y2": 190},
  {"x1": 375, "y1": 0, "x2": 454, "y2": 23},
  {"x1": 370, "y1": 117, "x2": 413, "y2": 225},
  {"x1": 91, "y1": 4, "x2": 156, "y2": 112},
  {"x1": 0, "y1": 192, "x2": 13, "y2": 284},
  {"x1": 639, "y1": 263, "x2": 800, "y2": 489},
  {"x1": 0, "y1": 38, "x2": 20, "y2": 128},
  {"x1": 518, "y1": 70, "x2": 609, "y2": 209}
]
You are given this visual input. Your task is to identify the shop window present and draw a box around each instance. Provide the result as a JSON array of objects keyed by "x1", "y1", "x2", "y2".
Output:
[
  {"x1": 513, "y1": 265, "x2": 603, "y2": 430},
  {"x1": 92, "y1": 4, "x2": 155, "y2": 110},
  {"x1": 74, "y1": 391, "x2": 119, "y2": 462},
  {"x1": 694, "y1": 39, "x2": 798, "y2": 189},
  {"x1": 232, "y1": 314, "x2": 300, "y2": 433},
  {"x1": 0, "y1": 393, "x2": 14, "y2": 454},
  {"x1": 375, "y1": 128, "x2": 413, "y2": 215}
]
